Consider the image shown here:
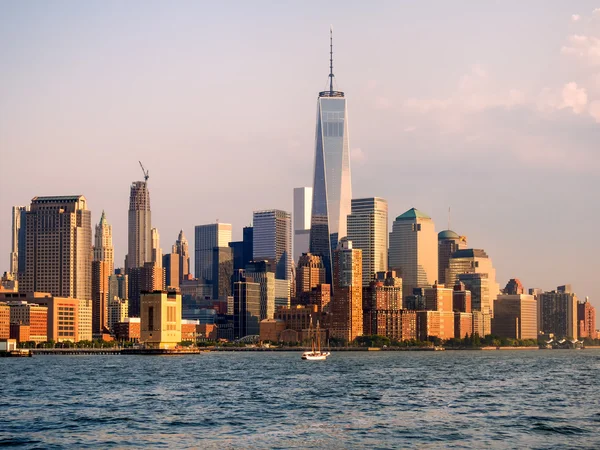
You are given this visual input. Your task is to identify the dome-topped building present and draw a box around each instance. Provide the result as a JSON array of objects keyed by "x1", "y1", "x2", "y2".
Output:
[
  {"x1": 438, "y1": 230, "x2": 460, "y2": 241},
  {"x1": 438, "y1": 229, "x2": 467, "y2": 286}
]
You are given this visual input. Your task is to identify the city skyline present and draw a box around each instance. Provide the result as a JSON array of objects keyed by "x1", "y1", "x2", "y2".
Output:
[{"x1": 1, "y1": 2, "x2": 598, "y2": 306}]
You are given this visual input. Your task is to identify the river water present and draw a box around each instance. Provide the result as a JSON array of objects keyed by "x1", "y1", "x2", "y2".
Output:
[{"x1": 1, "y1": 350, "x2": 599, "y2": 449}]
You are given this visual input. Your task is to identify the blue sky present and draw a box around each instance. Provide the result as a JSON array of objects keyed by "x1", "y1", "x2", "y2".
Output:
[{"x1": 1, "y1": 1, "x2": 599, "y2": 306}]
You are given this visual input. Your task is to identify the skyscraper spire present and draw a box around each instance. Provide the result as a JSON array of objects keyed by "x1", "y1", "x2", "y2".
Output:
[{"x1": 329, "y1": 25, "x2": 334, "y2": 94}]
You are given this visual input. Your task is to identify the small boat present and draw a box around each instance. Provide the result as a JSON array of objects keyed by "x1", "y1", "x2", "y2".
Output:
[{"x1": 301, "y1": 320, "x2": 330, "y2": 360}]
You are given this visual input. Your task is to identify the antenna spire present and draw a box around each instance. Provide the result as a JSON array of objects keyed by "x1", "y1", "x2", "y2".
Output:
[
  {"x1": 329, "y1": 25, "x2": 334, "y2": 94},
  {"x1": 448, "y1": 206, "x2": 451, "y2": 230}
]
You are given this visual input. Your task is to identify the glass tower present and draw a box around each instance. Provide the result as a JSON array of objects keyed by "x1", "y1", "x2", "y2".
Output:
[{"x1": 309, "y1": 29, "x2": 352, "y2": 285}]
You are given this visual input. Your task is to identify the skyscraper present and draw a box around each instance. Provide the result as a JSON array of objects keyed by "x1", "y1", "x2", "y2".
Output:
[
  {"x1": 330, "y1": 238, "x2": 363, "y2": 342},
  {"x1": 92, "y1": 211, "x2": 114, "y2": 335},
  {"x1": 126, "y1": 180, "x2": 152, "y2": 270},
  {"x1": 253, "y1": 210, "x2": 292, "y2": 282},
  {"x1": 388, "y1": 208, "x2": 438, "y2": 298},
  {"x1": 293, "y1": 187, "x2": 313, "y2": 264},
  {"x1": 10, "y1": 206, "x2": 28, "y2": 275},
  {"x1": 539, "y1": 287, "x2": 578, "y2": 339},
  {"x1": 172, "y1": 230, "x2": 190, "y2": 283},
  {"x1": 446, "y1": 249, "x2": 500, "y2": 314},
  {"x1": 438, "y1": 230, "x2": 466, "y2": 286},
  {"x1": 151, "y1": 227, "x2": 162, "y2": 269},
  {"x1": 309, "y1": 30, "x2": 352, "y2": 286},
  {"x1": 22, "y1": 196, "x2": 92, "y2": 341},
  {"x1": 212, "y1": 247, "x2": 233, "y2": 300},
  {"x1": 295, "y1": 253, "x2": 326, "y2": 305},
  {"x1": 492, "y1": 294, "x2": 537, "y2": 340},
  {"x1": 347, "y1": 197, "x2": 388, "y2": 285},
  {"x1": 194, "y1": 223, "x2": 232, "y2": 282},
  {"x1": 23, "y1": 196, "x2": 92, "y2": 300}
]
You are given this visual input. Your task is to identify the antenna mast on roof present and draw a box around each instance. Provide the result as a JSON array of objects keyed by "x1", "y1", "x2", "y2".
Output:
[
  {"x1": 448, "y1": 206, "x2": 451, "y2": 230},
  {"x1": 329, "y1": 26, "x2": 334, "y2": 94}
]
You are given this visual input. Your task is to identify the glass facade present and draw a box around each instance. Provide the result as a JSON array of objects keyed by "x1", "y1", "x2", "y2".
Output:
[{"x1": 309, "y1": 95, "x2": 352, "y2": 285}]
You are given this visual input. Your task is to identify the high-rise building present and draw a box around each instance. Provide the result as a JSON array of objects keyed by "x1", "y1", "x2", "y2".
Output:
[
  {"x1": 94, "y1": 211, "x2": 114, "y2": 274},
  {"x1": 424, "y1": 284, "x2": 453, "y2": 312},
  {"x1": 388, "y1": 208, "x2": 438, "y2": 298},
  {"x1": 194, "y1": 223, "x2": 232, "y2": 282},
  {"x1": 10, "y1": 206, "x2": 28, "y2": 276},
  {"x1": 447, "y1": 249, "x2": 499, "y2": 314},
  {"x1": 151, "y1": 228, "x2": 162, "y2": 269},
  {"x1": 293, "y1": 187, "x2": 313, "y2": 264},
  {"x1": 295, "y1": 253, "x2": 326, "y2": 305},
  {"x1": 347, "y1": 197, "x2": 388, "y2": 285},
  {"x1": 245, "y1": 261, "x2": 276, "y2": 320},
  {"x1": 309, "y1": 31, "x2": 352, "y2": 286},
  {"x1": 330, "y1": 238, "x2": 362, "y2": 342},
  {"x1": 492, "y1": 294, "x2": 538, "y2": 340},
  {"x1": 310, "y1": 284, "x2": 331, "y2": 311},
  {"x1": 108, "y1": 297, "x2": 129, "y2": 332},
  {"x1": 253, "y1": 210, "x2": 292, "y2": 282},
  {"x1": 22, "y1": 196, "x2": 92, "y2": 307},
  {"x1": 141, "y1": 261, "x2": 165, "y2": 293},
  {"x1": 163, "y1": 253, "x2": 180, "y2": 290},
  {"x1": 539, "y1": 287, "x2": 578, "y2": 339},
  {"x1": 126, "y1": 181, "x2": 151, "y2": 270},
  {"x1": 92, "y1": 211, "x2": 113, "y2": 336},
  {"x1": 229, "y1": 226, "x2": 254, "y2": 272},
  {"x1": 438, "y1": 230, "x2": 466, "y2": 285},
  {"x1": 505, "y1": 278, "x2": 524, "y2": 295},
  {"x1": 233, "y1": 275, "x2": 261, "y2": 339},
  {"x1": 363, "y1": 271, "x2": 414, "y2": 341},
  {"x1": 172, "y1": 230, "x2": 190, "y2": 283},
  {"x1": 452, "y1": 282, "x2": 472, "y2": 313},
  {"x1": 92, "y1": 260, "x2": 110, "y2": 335},
  {"x1": 212, "y1": 247, "x2": 233, "y2": 300},
  {"x1": 577, "y1": 297, "x2": 597, "y2": 339},
  {"x1": 108, "y1": 272, "x2": 128, "y2": 303}
]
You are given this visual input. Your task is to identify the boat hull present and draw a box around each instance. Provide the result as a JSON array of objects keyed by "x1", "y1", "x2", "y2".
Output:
[{"x1": 301, "y1": 351, "x2": 330, "y2": 360}]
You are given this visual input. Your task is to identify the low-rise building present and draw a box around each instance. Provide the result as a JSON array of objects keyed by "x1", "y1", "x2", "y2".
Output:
[
  {"x1": 492, "y1": 294, "x2": 537, "y2": 340},
  {"x1": 416, "y1": 310, "x2": 455, "y2": 341},
  {"x1": 259, "y1": 318, "x2": 286, "y2": 342},
  {"x1": 140, "y1": 290, "x2": 181, "y2": 349},
  {"x1": 454, "y1": 312, "x2": 473, "y2": 339},
  {"x1": 0, "y1": 302, "x2": 9, "y2": 339},
  {"x1": 114, "y1": 317, "x2": 141, "y2": 341},
  {"x1": 7, "y1": 301, "x2": 48, "y2": 343}
]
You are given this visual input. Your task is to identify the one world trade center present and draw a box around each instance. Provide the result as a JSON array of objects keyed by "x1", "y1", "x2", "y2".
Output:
[{"x1": 309, "y1": 28, "x2": 352, "y2": 285}]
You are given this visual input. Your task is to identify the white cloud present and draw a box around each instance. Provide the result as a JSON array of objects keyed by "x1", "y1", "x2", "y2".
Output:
[
  {"x1": 589, "y1": 101, "x2": 600, "y2": 122},
  {"x1": 403, "y1": 126, "x2": 416, "y2": 133},
  {"x1": 561, "y1": 82, "x2": 588, "y2": 113},
  {"x1": 572, "y1": 14, "x2": 581, "y2": 22},
  {"x1": 351, "y1": 147, "x2": 367, "y2": 163},
  {"x1": 561, "y1": 34, "x2": 600, "y2": 65},
  {"x1": 593, "y1": 8, "x2": 600, "y2": 16}
]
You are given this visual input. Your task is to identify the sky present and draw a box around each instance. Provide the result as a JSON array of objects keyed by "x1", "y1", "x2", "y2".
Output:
[{"x1": 1, "y1": 1, "x2": 599, "y2": 307}]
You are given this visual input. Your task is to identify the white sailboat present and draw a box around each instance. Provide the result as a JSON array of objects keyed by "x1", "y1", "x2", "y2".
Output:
[{"x1": 301, "y1": 320, "x2": 330, "y2": 360}]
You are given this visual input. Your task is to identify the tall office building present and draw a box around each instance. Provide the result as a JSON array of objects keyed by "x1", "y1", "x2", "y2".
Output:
[
  {"x1": 438, "y1": 230, "x2": 466, "y2": 285},
  {"x1": 539, "y1": 286, "x2": 578, "y2": 339},
  {"x1": 22, "y1": 196, "x2": 92, "y2": 301},
  {"x1": 446, "y1": 249, "x2": 500, "y2": 314},
  {"x1": 151, "y1": 228, "x2": 162, "y2": 269},
  {"x1": 492, "y1": 294, "x2": 537, "y2": 340},
  {"x1": 22, "y1": 196, "x2": 92, "y2": 341},
  {"x1": 330, "y1": 238, "x2": 363, "y2": 342},
  {"x1": 10, "y1": 206, "x2": 28, "y2": 275},
  {"x1": 309, "y1": 30, "x2": 352, "y2": 286},
  {"x1": 347, "y1": 197, "x2": 388, "y2": 285},
  {"x1": 212, "y1": 247, "x2": 233, "y2": 300},
  {"x1": 577, "y1": 297, "x2": 597, "y2": 339},
  {"x1": 233, "y1": 273, "x2": 261, "y2": 339},
  {"x1": 388, "y1": 208, "x2": 438, "y2": 298},
  {"x1": 172, "y1": 230, "x2": 190, "y2": 283},
  {"x1": 253, "y1": 210, "x2": 292, "y2": 282},
  {"x1": 458, "y1": 272, "x2": 492, "y2": 336},
  {"x1": 163, "y1": 253, "x2": 180, "y2": 289},
  {"x1": 194, "y1": 223, "x2": 232, "y2": 282},
  {"x1": 93, "y1": 211, "x2": 114, "y2": 274},
  {"x1": 295, "y1": 253, "x2": 326, "y2": 305},
  {"x1": 92, "y1": 211, "x2": 113, "y2": 335},
  {"x1": 126, "y1": 181, "x2": 151, "y2": 270},
  {"x1": 293, "y1": 187, "x2": 313, "y2": 264},
  {"x1": 505, "y1": 278, "x2": 524, "y2": 295},
  {"x1": 229, "y1": 226, "x2": 254, "y2": 272}
]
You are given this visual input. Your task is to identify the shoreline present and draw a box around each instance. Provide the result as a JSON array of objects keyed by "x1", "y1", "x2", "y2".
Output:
[{"x1": 20, "y1": 346, "x2": 599, "y2": 355}]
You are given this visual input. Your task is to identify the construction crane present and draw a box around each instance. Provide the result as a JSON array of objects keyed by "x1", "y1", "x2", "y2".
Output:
[{"x1": 139, "y1": 161, "x2": 149, "y2": 184}]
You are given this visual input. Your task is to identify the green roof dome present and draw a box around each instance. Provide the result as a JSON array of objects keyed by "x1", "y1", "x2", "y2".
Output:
[
  {"x1": 395, "y1": 207, "x2": 431, "y2": 221},
  {"x1": 438, "y1": 230, "x2": 460, "y2": 240}
]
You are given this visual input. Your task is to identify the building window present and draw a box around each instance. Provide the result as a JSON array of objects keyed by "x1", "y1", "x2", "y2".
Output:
[{"x1": 148, "y1": 306, "x2": 154, "y2": 331}]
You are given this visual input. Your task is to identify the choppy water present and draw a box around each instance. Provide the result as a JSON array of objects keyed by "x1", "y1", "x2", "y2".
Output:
[{"x1": 1, "y1": 350, "x2": 599, "y2": 449}]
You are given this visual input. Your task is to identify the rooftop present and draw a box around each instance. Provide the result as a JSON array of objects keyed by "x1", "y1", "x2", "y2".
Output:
[
  {"x1": 395, "y1": 208, "x2": 431, "y2": 221},
  {"x1": 438, "y1": 230, "x2": 460, "y2": 240},
  {"x1": 452, "y1": 249, "x2": 489, "y2": 259}
]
